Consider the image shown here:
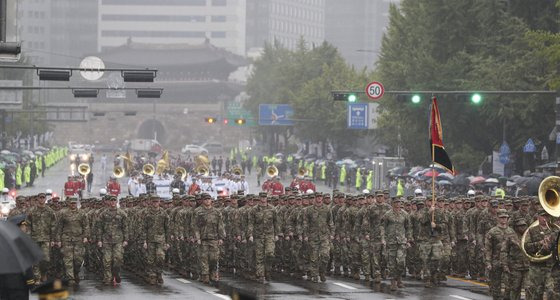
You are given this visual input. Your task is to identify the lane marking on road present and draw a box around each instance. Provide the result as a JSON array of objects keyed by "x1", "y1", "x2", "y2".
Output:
[
  {"x1": 176, "y1": 278, "x2": 191, "y2": 284},
  {"x1": 333, "y1": 282, "x2": 357, "y2": 290},
  {"x1": 447, "y1": 276, "x2": 489, "y2": 287},
  {"x1": 206, "y1": 290, "x2": 232, "y2": 300},
  {"x1": 450, "y1": 295, "x2": 472, "y2": 300}
]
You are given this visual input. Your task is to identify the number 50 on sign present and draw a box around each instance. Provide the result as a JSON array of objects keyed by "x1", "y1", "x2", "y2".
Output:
[{"x1": 365, "y1": 81, "x2": 384, "y2": 100}]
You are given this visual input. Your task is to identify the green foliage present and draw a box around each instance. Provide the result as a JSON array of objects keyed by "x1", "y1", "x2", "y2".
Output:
[
  {"x1": 245, "y1": 40, "x2": 369, "y2": 153},
  {"x1": 376, "y1": 0, "x2": 557, "y2": 173}
]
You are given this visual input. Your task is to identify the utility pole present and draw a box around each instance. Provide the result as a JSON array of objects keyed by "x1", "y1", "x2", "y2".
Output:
[{"x1": 556, "y1": 90, "x2": 560, "y2": 175}]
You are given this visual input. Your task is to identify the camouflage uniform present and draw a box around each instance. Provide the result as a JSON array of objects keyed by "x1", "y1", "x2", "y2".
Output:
[
  {"x1": 302, "y1": 200, "x2": 334, "y2": 282},
  {"x1": 142, "y1": 202, "x2": 169, "y2": 285},
  {"x1": 28, "y1": 203, "x2": 57, "y2": 281},
  {"x1": 57, "y1": 201, "x2": 89, "y2": 284},
  {"x1": 96, "y1": 205, "x2": 128, "y2": 284},
  {"x1": 484, "y1": 210, "x2": 514, "y2": 299},
  {"x1": 193, "y1": 200, "x2": 225, "y2": 283},
  {"x1": 248, "y1": 201, "x2": 279, "y2": 281},
  {"x1": 500, "y1": 218, "x2": 529, "y2": 300},
  {"x1": 523, "y1": 218, "x2": 555, "y2": 300},
  {"x1": 379, "y1": 201, "x2": 411, "y2": 289}
]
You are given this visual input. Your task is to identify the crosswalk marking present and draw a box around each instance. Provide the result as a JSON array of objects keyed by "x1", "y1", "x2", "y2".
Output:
[
  {"x1": 332, "y1": 282, "x2": 357, "y2": 290},
  {"x1": 206, "y1": 290, "x2": 232, "y2": 300},
  {"x1": 176, "y1": 278, "x2": 191, "y2": 284},
  {"x1": 450, "y1": 295, "x2": 472, "y2": 300}
]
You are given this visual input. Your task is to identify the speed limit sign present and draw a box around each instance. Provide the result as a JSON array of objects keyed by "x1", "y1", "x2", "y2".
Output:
[{"x1": 365, "y1": 81, "x2": 384, "y2": 100}]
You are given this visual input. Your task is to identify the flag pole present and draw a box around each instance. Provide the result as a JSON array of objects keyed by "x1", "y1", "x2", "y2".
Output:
[{"x1": 431, "y1": 96, "x2": 436, "y2": 224}]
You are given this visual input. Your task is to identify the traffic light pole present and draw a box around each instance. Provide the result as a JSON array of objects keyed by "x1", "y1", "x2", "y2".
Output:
[{"x1": 556, "y1": 90, "x2": 560, "y2": 175}]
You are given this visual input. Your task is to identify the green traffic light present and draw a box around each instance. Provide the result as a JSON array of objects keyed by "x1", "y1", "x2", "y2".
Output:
[
  {"x1": 411, "y1": 95, "x2": 421, "y2": 104},
  {"x1": 348, "y1": 94, "x2": 357, "y2": 102},
  {"x1": 471, "y1": 93, "x2": 482, "y2": 104}
]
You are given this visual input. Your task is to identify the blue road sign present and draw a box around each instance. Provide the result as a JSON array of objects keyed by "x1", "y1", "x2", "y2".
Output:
[
  {"x1": 347, "y1": 103, "x2": 368, "y2": 129},
  {"x1": 258, "y1": 104, "x2": 294, "y2": 126},
  {"x1": 523, "y1": 138, "x2": 536, "y2": 153},
  {"x1": 499, "y1": 141, "x2": 510, "y2": 164}
]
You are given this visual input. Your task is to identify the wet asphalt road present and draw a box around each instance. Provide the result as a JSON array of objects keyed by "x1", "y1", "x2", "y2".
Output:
[{"x1": 21, "y1": 156, "x2": 491, "y2": 300}]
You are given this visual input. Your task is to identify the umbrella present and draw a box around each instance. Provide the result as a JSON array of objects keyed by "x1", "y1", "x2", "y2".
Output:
[
  {"x1": 423, "y1": 170, "x2": 440, "y2": 178},
  {"x1": 485, "y1": 178, "x2": 499, "y2": 183},
  {"x1": 470, "y1": 176, "x2": 486, "y2": 185},
  {"x1": 0, "y1": 221, "x2": 44, "y2": 274},
  {"x1": 525, "y1": 177, "x2": 542, "y2": 195},
  {"x1": 437, "y1": 173, "x2": 455, "y2": 180},
  {"x1": 437, "y1": 180, "x2": 452, "y2": 185},
  {"x1": 452, "y1": 174, "x2": 470, "y2": 186},
  {"x1": 506, "y1": 180, "x2": 516, "y2": 187}
]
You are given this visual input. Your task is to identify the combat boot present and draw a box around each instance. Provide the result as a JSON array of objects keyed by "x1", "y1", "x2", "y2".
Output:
[{"x1": 390, "y1": 280, "x2": 397, "y2": 291}]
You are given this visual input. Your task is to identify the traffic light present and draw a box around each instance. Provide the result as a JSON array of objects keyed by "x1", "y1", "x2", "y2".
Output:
[
  {"x1": 411, "y1": 94, "x2": 421, "y2": 104},
  {"x1": 396, "y1": 94, "x2": 422, "y2": 104},
  {"x1": 471, "y1": 93, "x2": 482, "y2": 104},
  {"x1": 332, "y1": 91, "x2": 359, "y2": 102},
  {"x1": 205, "y1": 117, "x2": 216, "y2": 124},
  {"x1": 235, "y1": 118, "x2": 246, "y2": 125}
]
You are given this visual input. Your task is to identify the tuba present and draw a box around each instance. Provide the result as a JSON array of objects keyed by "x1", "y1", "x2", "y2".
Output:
[
  {"x1": 267, "y1": 165, "x2": 278, "y2": 177},
  {"x1": 176, "y1": 167, "x2": 187, "y2": 181},
  {"x1": 196, "y1": 165, "x2": 209, "y2": 176},
  {"x1": 298, "y1": 167, "x2": 307, "y2": 177},
  {"x1": 194, "y1": 154, "x2": 210, "y2": 176},
  {"x1": 232, "y1": 165, "x2": 243, "y2": 176},
  {"x1": 521, "y1": 176, "x2": 560, "y2": 262},
  {"x1": 143, "y1": 164, "x2": 155, "y2": 176},
  {"x1": 113, "y1": 166, "x2": 125, "y2": 178},
  {"x1": 156, "y1": 159, "x2": 167, "y2": 175},
  {"x1": 78, "y1": 163, "x2": 90, "y2": 176}
]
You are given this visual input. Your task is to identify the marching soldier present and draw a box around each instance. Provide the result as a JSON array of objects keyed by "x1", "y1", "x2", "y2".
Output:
[
  {"x1": 302, "y1": 192, "x2": 334, "y2": 282},
  {"x1": 484, "y1": 209, "x2": 514, "y2": 299},
  {"x1": 501, "y1": 217, "x2": 529, "y2": 300},
  {"x1": 56, "y1": 198, "x2": 89, "y2": 285},
  {"x1": 28, "y1": 193, "x2": 57, "y2": 283},
  {"x1": 142, "y1": 196, "x2": 169, "y2": 285},
  {"x1": 96, "y1": 196, "x2": 128, "y2": 285}
]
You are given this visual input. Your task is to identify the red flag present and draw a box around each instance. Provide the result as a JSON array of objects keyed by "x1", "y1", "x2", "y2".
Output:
[{"x1": 430, "y1": 97, "x2": 455, "y2": 174}]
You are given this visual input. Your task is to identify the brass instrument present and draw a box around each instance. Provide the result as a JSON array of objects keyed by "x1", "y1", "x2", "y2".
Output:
[
  {"x1": 521, "y1": 176, "x2": 560, "y2": 262},
  {"x1": 156, "y1": 159, "x2": 167, "y2": 175},
  {"x1": 266, "y1": 165, "x2": 278, "y2": 177},
  {"x1": 78, "y1": 163, "x2": 91, "y2": 176},
  {"x1": 232, "y1": 165, "x2": 243, "y2": 176},
  {"x1": 176, "y1": 167, "x2": 187, "y2": 180},
  {"x1": 113, "y1": 166, "x2": 125, "y2": 178},
  {"x1": 195, "y1": 165, "x2": 209, "y2": 176},
  {"x1": 298, "y1": 167, "x2": 307, "y2": 177},
  {"x1": 143, "y1": 164, "x2": 155, "y2": 176}
]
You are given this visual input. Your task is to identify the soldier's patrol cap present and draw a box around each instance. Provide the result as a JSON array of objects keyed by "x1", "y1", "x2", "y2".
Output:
[
  {"x1": 489, "y1": 199, "x2": 499, "y2": 207},
  {"x1": 110, "y1": 196, "x2": 117, "y2": 201},
  {"x1": 357, "y1": 195, "x2": 366, "y2": 200},
  {"x1": 270, "y1": 195, "x2": 279, "y2": 201},
  {"x1": 150, "y1": 195, "x2": 160, "y2": 200},
  {"x1": 288, "y1": 195, "x2": 296, "y2": 200},
  {"x1": 437, "y1": 197, "x2": 445, "y2": 202},
  {"x1": 284, "y1": 187, "x2": 291, "y2": 192},
  {"x1": 230, "y1": 194, "x2": 238, "y2": 200},
  {"x1": 315, "y1": 192, "x2": 323, "y2": 196},
  {"x1": 497, "y1": 209, "x2": 509, "y2": 218},
  {"x1": 504, "y1": 200, "x2": 513, "y2": 206},
  {"x1": 392, "y1": 197, "x2": 403, "y2": 203},
  {"x1": 16, "y1": 195, "x2": 25, "y2": 201},
  {"x1": 416, "y1": 199, "x2": 425, "y2": 206},
  {"x1": 513, "y1": 218, "x2": 527, "y2": 226},
  {"x1": 520, "y1": 198, "x2": 529, "y2": 205},
  {"x1": 202, "y1": 193, "x2": 212, "y2": 200},
  {"x1": 538, "y1": 207, "x2": 548, "y2": 216},
  {"x1": 38, "y1": 192, "x2": 46, "y2": 197},
  {"x1": 259, "y1": 192, "x2": 268, "y2": 197},
  {"x1": 383, "y1": 190, "x2": 389, "y2": 195},
  {"x1": 68, "y1": 197, "x2": 78, "y2": 203},
  {"x1": 375, "y1": 190, "x2": 383, "y2": 196},
  {"x1": 32, "y1": 279, "x2": 69, "y2": 299}
]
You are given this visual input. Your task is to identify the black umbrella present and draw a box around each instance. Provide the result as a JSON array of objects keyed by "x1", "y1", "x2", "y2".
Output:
[
  {"x1": 452, "y1": 174, "x2": 470, "y2": 186},
  {"x1": 0, "y1": 220, "x2": 44, "y2": 274}
]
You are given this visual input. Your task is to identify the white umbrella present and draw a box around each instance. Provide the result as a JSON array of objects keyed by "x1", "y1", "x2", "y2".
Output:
[
  {"x1": 485, "y1": 178, "x2": 499, "y2": 183},
  {"x1": 506, "y1": 180, "x2": 516, "y2": 187}
]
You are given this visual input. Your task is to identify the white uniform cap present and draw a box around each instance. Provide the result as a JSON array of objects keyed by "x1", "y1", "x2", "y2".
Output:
[
  {"x1": 467, "y1": 190, "x2": 475, "y2": 196},
  {"x1": 362, "y1": 189, "x2": 370, "y2": 194},
  {"x1": 99, "y1": 188, "x2": 107, "y2": 195},
  {"x1": 414, "y1": 188, "x2": 423, "y2": 195},
  {"x1": 46, "y1": 189, "x2": 53, "y2": 195},
  {"x1": 172, "y1": 188, "x2": 180, "y2": 194},
  {"x1": 306, "y1": 189, "x2": 314, "y2": 194},
  {"x1": 2, "y1": 188, "x2": 9, "y2": 193}
]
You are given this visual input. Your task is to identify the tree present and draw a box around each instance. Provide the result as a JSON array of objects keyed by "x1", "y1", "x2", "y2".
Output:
[{"x1": 375, "y1": 0, "x2": 556, "y2": 173}]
